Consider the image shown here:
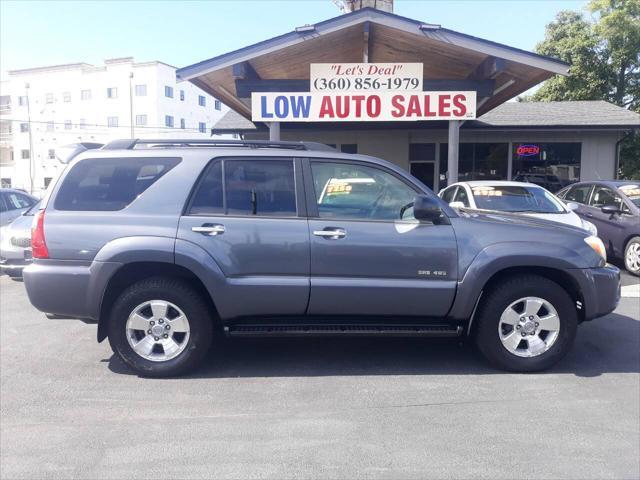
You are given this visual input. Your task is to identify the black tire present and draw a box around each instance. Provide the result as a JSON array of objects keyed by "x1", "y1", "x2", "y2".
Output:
[
  {"x1": 624, "y1": 236, "x2": 640, "y2": 277},
  {"x1": 107, "y1": 276, "x2": 214, "y2": 377},
  {"x1": 474, "y1": 275, "x2": 577, "y2": 372}
]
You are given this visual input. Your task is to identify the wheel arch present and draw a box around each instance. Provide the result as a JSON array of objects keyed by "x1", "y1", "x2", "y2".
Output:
[
  {"x1": 97, "y1": 261, "x2": 219, "y2": 342},
  {"x1": 466, "y1": 265, "x2": 585, "y2": 338}
]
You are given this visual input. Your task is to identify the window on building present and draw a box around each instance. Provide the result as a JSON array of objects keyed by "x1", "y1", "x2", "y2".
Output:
[
  {"x1": 18, "y1": 96, "x2": 28, "y2": 106},
  {"x1": 48, "y1": 149, "x2": 55, "y2": 159},
  {"x1": 79, "y1": 119, "x2": 87, "y2": 129},
  {"x1": 311, "y1": 161, "x2": 417, "y2": 221},
  {"x1": 135, "y1": 114, "x2": 147, "y2": 126},
  {"x1": 63, "y1": 91, "x2": 71, "y2": 102},
  {"x1": 165, "y1": 115, "x2": 174, "y2": 128},
  {"x1": 107, "y1": 116, "x2": 119, "y2": 128},
  {"x1": 1, "y1": 178, "x2": 11, "y2": 188},
  {"x1": 44, "y1": 177, "x2": 53, "y2": 189},
  {"x1": 45, "y1": 93, "x2": 54, "y2": 104},
  {"x1": 106, "y1": 87, "x2": 118, "y2": 99},
  {"x1": 135, "y1": 84, "x2": 147, "y2": 96},
  {"x1": 64, "y1": 120, "x2": 72, "y2": 130},
  {"x1": 340, "y1": 144, "x2": 358, "y2": 154},
  {"x1": 21, "y1": 149, "x2": 30, "y2": 159},
  {"x1": 214, "y1": 99, "x2": 222, "y2": 110},
  {"x1": 55, "y1": 157, "x2": 181, "y2": 211},
  {"x1": 439, "y1": 143, "x2": 509, "y2": 191},
  {"x1": 20, "y1": 123, "x2": 29, "y2": 133},
  {"x1": 165, "y1": 86, "x2": 174, "y2": 98},
  {"x1": 512, "y1": 143, "x2": 581, "y2": 193},
  {"x1": 180, "y1": 90, "x2": 185, "y2": 101},
  {"x1": 180, "y1": 118, "x2": 186, "y2": 129},
  {"x1": 81, "y1": 89, "x2": 91, "y2": 100},
  {"x1": 198, "y1": 95, "x2": 206, "y2": 107},
  {"x1": 189, "y1": 159, "x2": 297, "y2": 216},
  {"x1": 409, "y1": 143, "x2": 437, "y2": 190},
  {"x1": 46, "y1": 121, "x2": 54, "y2": 132},
  {"x1": 198, "y1": 122, "x2": 206, "y2": 133}
]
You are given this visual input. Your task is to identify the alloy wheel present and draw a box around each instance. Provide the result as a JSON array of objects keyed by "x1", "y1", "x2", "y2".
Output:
[
  {"x1": 498, "y1": 296, "x2": 560, "y2": 358},
  {"x1": 126, "y1": 300, "x2": 190, "y2": 362},
  {"x1": 626, "y1": 242, "x2": 640, "y2": 273}
]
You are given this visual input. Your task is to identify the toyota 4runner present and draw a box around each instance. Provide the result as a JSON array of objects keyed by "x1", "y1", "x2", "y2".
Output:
[{"x1": 23, "y1": 139, "x2": 620, "y2": 377}]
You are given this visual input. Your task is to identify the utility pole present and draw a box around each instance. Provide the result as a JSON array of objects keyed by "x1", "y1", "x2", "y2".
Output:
[
  {"x1": 25, "y1": 82, "x2": 35, "y2": 195},
  {"x1": 129, "y1": 72, "x2": 134, "y2": 138}
]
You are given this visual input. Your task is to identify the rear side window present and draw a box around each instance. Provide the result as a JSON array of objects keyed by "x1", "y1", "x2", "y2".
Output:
[
  {"x1": 440, "y1": 187, "x2": 457, "y2": 203},
  {"x1": 54, "y1": 157, "x2": 180, "y2": 211},
  {"x1": 189, "y1": 159, "x2": 296, "y2": 217},
  {"x1": 4, "y1": 192, "x2": 34, "y2": 210}
]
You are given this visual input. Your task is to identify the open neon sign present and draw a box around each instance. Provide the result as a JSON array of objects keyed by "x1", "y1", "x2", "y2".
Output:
[{"x1": 517, "y1": 144, "x2": 540, "y2": 156}]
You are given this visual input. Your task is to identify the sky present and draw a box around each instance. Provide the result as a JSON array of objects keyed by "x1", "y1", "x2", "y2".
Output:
[{"x1": 1, "y1": 0, "x2": 589, "y2": 78}]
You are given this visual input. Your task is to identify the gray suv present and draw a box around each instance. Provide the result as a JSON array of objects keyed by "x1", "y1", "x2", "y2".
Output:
[{"x1": 23, "y1": 140, "x2": 620, "y2": 377}]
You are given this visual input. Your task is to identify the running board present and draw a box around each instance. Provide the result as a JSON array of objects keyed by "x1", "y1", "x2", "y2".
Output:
[{"x1": 225, "y1": 324, "x2": 463, "y2": 338}]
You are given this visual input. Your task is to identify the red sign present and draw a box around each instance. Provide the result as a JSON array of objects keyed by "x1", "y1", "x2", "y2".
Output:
[{"x1": 517, "y1": 145, "x2": 540, "y2": 156}]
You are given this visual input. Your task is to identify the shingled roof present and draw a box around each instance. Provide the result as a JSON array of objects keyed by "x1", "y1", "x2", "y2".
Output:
[{"x1": 212, "y1": 100, "x2": 640, "y2": 133}]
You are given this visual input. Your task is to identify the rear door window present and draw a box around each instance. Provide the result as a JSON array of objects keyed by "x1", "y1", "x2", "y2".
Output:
[
  {"x1": 440, "y1": 186, "x2": 457, "y2": 203},
  {"x1": 54, "y1": 157, "x2": 180, "y2": 211},
  {"x1": 189, "y1": 159, "x2": 297, "y2": 217}
]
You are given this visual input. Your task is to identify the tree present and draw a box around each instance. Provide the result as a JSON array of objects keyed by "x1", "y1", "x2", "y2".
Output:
[{"x1": 526, "y1": 0, "x2": 640, "y2": 178}]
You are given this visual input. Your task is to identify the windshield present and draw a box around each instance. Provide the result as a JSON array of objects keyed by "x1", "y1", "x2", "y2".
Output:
[
  {"x1": 618, "y1": 184, "x2": 640, "y2": 208},
  {"x1": 470, "y1": 185, "x2": 565, "y2": 213}
]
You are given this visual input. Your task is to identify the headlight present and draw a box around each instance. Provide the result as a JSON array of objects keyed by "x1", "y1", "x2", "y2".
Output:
[
  {"x1": 582, "y1": 219, "x2": 598, "y2": 236},
  {"x1": 584, "y1": 235, "x2": 606, "y2": 263}
]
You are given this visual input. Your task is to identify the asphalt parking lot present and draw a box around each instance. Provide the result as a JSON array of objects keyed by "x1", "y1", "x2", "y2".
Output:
[{"x1": 1, "y1": 274, "x2": 638, "y2": 480}]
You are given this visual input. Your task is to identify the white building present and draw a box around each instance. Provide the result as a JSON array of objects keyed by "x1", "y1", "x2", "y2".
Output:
[{"x1": 0, "y1": 57, "x2": 229, "y2": 196}]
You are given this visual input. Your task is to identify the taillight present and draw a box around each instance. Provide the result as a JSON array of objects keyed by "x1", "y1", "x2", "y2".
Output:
[{"x1": 31, "y1": 210, "x2": 49, "y2": 259}]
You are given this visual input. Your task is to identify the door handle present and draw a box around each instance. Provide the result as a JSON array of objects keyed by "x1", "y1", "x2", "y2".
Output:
[
  {"x1": 313, "y1": 228, "x2": 346, "y2": 239},
  {"x1": 192, "y1": 224, "x2": 225, "y2": 236},
  {"x1": 585, "y1": 213, "x2": 594, "y2": 218}
]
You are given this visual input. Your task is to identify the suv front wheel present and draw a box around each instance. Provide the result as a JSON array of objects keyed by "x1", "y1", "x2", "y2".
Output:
[
  {"x1": 474, "y1": 275, "x2": 577, "y2": 372},
  {"x1": 107, "y1": 277, "x2": 214, "y2": 377}
]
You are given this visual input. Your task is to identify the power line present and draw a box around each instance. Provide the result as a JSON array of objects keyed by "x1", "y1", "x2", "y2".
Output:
[{"x1": 2, "y1": 117, "x2": 217, "y2": 133}]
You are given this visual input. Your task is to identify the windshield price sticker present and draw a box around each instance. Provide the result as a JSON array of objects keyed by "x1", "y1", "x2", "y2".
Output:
[{"x1": 311, "y1": 63, "x2": 423, "y2": 92}]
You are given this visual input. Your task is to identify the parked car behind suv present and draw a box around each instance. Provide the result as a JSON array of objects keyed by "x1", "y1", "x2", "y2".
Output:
[
  {"x1": 438, "y1": 181, "x2": 597, "y2": 235},
  {"x1": 0, "y1": 188, "x2": 37, "y2": 227},
  {"x1": 23, "y1": 140, "x2": 620, "y2": 377},
  {"x1": 0, "y1": 200, "x2": 40, "y2": 277},
  {"x1": 557, "y1": 181, "x2": 640, "y2": 276}
]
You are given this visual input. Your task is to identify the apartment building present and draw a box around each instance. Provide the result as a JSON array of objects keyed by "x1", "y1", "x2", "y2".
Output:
[{"x1": 0, "y1": 57, "x2": 229, "y2": 196}]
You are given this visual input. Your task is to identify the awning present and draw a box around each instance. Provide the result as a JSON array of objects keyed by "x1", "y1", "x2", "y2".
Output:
[{"x1": 177, "y1": 7, "x2": 569, "y2": 119}]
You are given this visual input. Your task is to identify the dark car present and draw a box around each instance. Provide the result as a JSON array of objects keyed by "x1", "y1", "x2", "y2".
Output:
[
  {"x1": 22, "y1": 139, "x2": 619, "y2": 377},
  {"x1": 557, "y1": 181, "x2": 640, "y2": 276}
]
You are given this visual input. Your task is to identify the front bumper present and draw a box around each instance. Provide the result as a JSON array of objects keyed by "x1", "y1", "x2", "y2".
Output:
[{"x1": 579, "y1": 264, "x2": 620, "y2": 321}]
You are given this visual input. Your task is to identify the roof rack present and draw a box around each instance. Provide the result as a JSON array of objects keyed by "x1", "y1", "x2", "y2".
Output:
[{"x1": 102, "y1": 139, "x2": 337, "y2": 152}]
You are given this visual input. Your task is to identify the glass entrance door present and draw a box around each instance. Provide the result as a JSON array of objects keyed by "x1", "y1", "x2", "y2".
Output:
[{"x1": 410, "y1": 161, "x2": 437, "y2": 192}]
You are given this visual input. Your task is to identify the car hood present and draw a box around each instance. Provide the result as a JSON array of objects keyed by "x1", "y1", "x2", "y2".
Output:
[
  {"x1": 522, "y1": 211, "x2": 585, "y2": 229},
  {"x1": 457, "y1": 209, "x2": 589, "y2": 235}
]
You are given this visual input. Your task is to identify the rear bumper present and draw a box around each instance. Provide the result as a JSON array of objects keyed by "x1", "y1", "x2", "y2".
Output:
[{"x1": 23, "y1": 260, "x2": 121, "y2": 320}]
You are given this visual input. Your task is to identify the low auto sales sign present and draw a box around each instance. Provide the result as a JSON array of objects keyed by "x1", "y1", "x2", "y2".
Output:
[{"x1": 251, "y1": 63, "x2": 477, "y2": 122}]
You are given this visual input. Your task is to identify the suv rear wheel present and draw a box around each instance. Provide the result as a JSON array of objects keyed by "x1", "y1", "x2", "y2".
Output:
[
  {"x1": 107, "y1": 277, "x2": 213, "y2": 377},
  {"x1": 474, "y1": 275, "x2": 577, "y2": 372}
]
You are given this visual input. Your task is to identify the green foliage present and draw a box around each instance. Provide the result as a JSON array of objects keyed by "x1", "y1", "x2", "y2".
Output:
[{"x1": 526, "y1": 0, "x2": 640, "y2": 178}]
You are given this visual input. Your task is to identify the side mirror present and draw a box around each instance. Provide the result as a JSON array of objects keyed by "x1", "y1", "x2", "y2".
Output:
[
  {"x1": 601, "y1": 204, "x2": 620, "y2": 215},
  {"x1": 565, "y1": 202, "x2": 579, "y2": 212},
  {"x1": 449, "y1": 201, "x2": 465, "y2": 209},
  {"x1": 413, "y1": 195, "x2": 443, "y2": 222}
]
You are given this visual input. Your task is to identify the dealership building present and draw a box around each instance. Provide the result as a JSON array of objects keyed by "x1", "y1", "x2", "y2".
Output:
[{"x1": 177, "y1": 4, "x2": 640, "y2": 192}]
